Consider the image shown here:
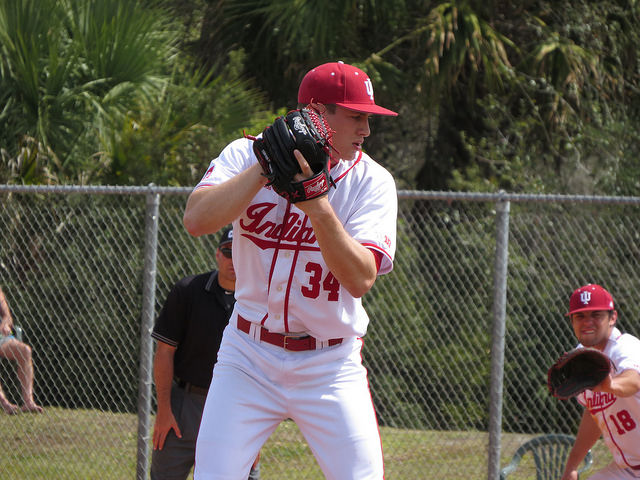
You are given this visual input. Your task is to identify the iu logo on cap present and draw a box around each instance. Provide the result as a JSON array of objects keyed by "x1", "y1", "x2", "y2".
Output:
[
  {"x1": 364, "y1": 78, "x2": 374, "y2": 101},
  {"x1": 580, "y1": 291, "x2": 591, "y2": 305}
]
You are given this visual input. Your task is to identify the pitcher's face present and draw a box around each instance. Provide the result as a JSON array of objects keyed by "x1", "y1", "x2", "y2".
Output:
[{"x1": 324, "y1": 106, "x2": 371, "y2": 163}]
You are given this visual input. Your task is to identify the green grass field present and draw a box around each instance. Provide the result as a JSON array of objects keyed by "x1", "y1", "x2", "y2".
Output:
[{"x1": 0, "y1": 407, "x2": 612, "y2": 479}]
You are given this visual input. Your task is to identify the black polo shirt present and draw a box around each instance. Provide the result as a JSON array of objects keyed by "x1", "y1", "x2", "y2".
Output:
[{"x1": 151, "y1": 271, "x2": 235, "y2": 388}]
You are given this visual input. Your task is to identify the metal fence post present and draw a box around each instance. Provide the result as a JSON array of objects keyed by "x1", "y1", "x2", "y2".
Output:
[
  {"x1": 488, "y1": 196, "x2": 510, "y2": 480},
  {"x1": 137, "y1": 187, "x2": 160, "y2": 480}
]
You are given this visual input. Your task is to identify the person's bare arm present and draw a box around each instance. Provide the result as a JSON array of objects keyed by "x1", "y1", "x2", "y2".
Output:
[
  {"x1": 293, "y1": 151, "x2": 377, "y2": 298},
  {"x1": 561, "y1": 409, "x2": 601, "y2": 480},
  {"x1": 152, "y1": 342, "x2": 180, "y2": 450},
  {"x1": 0, "y1": 288, "x2": 14, "y2": 335},
  {"x1": 183, "y1": 163, "x2": 267, "y2": 237},
  {"x1": 594, "y1": 369, "x2": 640, "y2": 397}
]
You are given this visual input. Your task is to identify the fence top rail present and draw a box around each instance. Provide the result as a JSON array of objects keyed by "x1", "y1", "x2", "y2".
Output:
[
  {"x1": 397, "y1": 190, "x2": 640, "y2": 204},
  {"x1": 2, "y1": 184, "x2": 640, "y2": 205},
  {"x1": 0, "y1": 184, "x2": 193, "y2": 196}
]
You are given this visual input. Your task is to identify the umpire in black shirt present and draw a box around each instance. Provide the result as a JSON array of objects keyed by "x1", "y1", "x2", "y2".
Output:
[{"x1": 150, "y1": 227, "x2": 260, "y2": 479}]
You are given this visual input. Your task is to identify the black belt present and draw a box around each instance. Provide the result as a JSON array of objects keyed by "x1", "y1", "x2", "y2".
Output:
[
  {"x1": 236, "y1": 315, "x2": 343, "y2": 351},
  {"x1": 174, "y1": 378, "x2": 209, "y2": 396}
]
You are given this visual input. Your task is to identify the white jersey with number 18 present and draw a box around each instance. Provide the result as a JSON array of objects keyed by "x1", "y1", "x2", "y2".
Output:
[{"x1": 577, "y1": 327, "x2": 640, "y2": 470}]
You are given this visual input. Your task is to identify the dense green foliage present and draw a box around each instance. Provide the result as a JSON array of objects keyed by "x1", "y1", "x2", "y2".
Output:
[
  {"x1": 0, "y1": 0, "x2": 271, "y2": 185},
  {"x1": 1, "y1": 0, "x2": 639, "y2": 192}
]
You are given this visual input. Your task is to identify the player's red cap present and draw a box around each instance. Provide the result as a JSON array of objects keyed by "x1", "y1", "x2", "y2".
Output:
[
  {"x1": 298, "y1": 61, "x2": 398, "y2": 116},
  {"x1": 566, "y1": 284, "x2": 615, "y2": 316}
]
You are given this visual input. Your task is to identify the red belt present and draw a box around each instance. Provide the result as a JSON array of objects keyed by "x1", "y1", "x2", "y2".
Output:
[{"x1": 236, "y1": 315, "x2": 343, "y2": 351}]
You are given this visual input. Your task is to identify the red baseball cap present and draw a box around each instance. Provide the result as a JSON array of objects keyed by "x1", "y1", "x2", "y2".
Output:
[
  {"x1": 298, "y1": 62, "x2": 398, "y2": 116},
  {"x1": 566, "y1": 284, "x2": 615, "y2": 316}
]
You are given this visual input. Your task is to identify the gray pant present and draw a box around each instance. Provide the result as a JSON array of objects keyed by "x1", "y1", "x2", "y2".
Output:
[
  {"x1": 150, "y1": 385, "x2": 260, "y2": 480},
  {"x1": 150, "y1": 384, "x2": 206, "y2": 480}
]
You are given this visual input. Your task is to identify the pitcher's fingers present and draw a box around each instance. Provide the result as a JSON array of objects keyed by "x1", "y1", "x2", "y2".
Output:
[{"x1": 294, "y1": 150, "x2": 312, "y2": 176}]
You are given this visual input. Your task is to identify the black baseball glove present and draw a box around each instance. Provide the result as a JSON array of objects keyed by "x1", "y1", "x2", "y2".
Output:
[
  {"x1": 251, "y1": 106, "x2": 335, "y2": 203},
  {"x1": 547, "y1": 347, "x2": 612, "y2": 400}
]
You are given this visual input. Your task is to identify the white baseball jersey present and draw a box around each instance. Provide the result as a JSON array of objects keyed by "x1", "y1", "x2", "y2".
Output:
[
  {"x1": 195, "y1": 137, "x2": 397, "y2": 341},
  {"x1": 577, "y1": 327, "x2": 640, "y2": 470}
]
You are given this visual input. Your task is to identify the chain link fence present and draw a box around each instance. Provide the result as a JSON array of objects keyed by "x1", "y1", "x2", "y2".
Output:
[{"x1": 1, "y1": 185, "x2": 639, "y2": 479}]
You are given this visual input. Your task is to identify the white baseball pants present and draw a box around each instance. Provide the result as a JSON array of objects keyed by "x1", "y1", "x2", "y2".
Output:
[{"x1": 194, "y1": 323, "x2": 384, "y2": 479}]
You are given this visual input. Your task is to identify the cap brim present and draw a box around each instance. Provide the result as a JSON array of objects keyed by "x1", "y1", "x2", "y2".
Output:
[
  {"x1": 565, "y1": 306, "x2": 614, "y2": 316},
  {"x1": 337, "y1": 102, "x2": 398, "y2": 116}
]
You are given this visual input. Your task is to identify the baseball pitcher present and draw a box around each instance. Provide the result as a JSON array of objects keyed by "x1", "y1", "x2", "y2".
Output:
[{"x1": 183, "y1": 61, "x2": 398, "y2": 479}]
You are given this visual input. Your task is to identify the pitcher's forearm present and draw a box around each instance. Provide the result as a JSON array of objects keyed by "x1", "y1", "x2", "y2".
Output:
[{"x1": 184, "y1": 163, "x2": 268, "y2": 236}]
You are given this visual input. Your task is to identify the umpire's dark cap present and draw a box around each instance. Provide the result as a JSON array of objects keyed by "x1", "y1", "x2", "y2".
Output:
[{"x1": 218, "y1": 227, "x2": 233, "y2": 247}]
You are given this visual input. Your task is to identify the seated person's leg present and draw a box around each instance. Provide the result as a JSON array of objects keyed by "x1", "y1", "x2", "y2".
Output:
[{"x1": 0, "y1": 338, "x2": 42, "y2": 413}]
